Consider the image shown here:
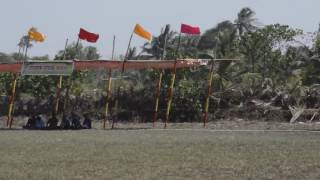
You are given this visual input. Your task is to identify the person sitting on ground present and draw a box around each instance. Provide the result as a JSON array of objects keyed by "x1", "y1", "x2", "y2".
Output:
[
  {"x1": 24, "y1": 115, "x2": 36, "y2": 129},
  {"x1": 35, "y1": 115, "x2": 45, "y2": 129},
  {"x1": 47, "y1": 112, "x2": 59, "y2": 129},
  {"x1": 82, "y1": 114, "x2": 92, "y2": 129},
  {"x1": 71, "y1": 112, "x2": 82, "y2": 129},
  {"x1": 60, "y1": 114, "x2": 71, "y2": 129}
]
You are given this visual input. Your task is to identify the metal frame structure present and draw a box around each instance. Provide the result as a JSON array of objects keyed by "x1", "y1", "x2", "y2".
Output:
[{"x1": 0, "y1": 58, "x2": 239, "y2": 129}]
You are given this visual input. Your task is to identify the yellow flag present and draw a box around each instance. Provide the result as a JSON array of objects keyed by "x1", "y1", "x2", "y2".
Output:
[
  {"x1": 28, "y1": 27, "x2": 46, "y2": 42},
  {"x1": 134, "y1": 24, "x2": 152, "y2": 41}
]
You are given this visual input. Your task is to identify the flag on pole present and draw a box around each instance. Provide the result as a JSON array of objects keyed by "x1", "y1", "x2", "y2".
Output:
[
  {"x1": 134, "y1": 24, "x2": 152, "y2": 41},
  {"x1": 181, "y1": 24, "x2": 201, "y2": 35},
  {"x1": 28, "y1": 27, "x2": 46, "y2": 42},
  {"x1": 78, "y1": 28, "x2": 99, "y2": 43}
]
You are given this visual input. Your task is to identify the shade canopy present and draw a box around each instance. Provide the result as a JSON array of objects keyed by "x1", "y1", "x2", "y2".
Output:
[{"x1": 0, "y1": 59, "x2": 208, "y2": 74}]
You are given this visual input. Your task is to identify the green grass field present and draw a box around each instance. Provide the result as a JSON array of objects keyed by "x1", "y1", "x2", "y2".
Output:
[{"x1": 0, "y1": 128, "x2": 320, "y2": 180}]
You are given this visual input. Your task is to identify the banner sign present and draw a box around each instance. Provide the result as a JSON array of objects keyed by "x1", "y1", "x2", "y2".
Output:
[{"x1": 21, "y1": 61, "x2": 74, "y2": 76}]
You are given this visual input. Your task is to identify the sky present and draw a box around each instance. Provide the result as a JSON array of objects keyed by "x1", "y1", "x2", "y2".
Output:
[{"x1": 0, "y1": 0, "x2": 319, "y2": 59}]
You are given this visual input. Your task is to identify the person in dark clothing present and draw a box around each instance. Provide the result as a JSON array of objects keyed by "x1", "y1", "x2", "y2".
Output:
[
  {"x1": 35, "y1": 115, "x2": 45, "y2": 129},
  {"x1": 24, "y1": 115, "x2": 36, "y2": 129},
  {"x1": 47, "y1": 113, "x2": 59, "y2": 129},
  {"x1": 60, "y1": 114, "x2": 71, "y2": 129},
  {"x1": 71, "y1": 112, "x2": 82, "y2": 129},
  {"x1": 82, "y1": 114, "x2": 92, "y2": 129}
]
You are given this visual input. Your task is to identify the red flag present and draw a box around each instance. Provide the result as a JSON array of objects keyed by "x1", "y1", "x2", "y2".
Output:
[
  {"x1": 181, "y1": 24, "x2": 201, "y2": 35},
  {"x1": 78, "y1": 28, "x2": 99, "y2": 43}
]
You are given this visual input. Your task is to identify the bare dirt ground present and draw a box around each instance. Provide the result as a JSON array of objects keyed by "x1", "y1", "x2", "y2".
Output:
[{"x1": 3, "y1": 116, "x2": 320, "y2": 131}]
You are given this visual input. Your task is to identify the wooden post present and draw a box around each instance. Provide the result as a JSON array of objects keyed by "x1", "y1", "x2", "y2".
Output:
[
  {"x1": 122, "y1": 32, "x2": 134, "y2": 72},
  {"x1": 8, "y1": 36, "x2": 29, "y2": 128},
  {"x1": 8, "y1": 36, "x2": 31, "y2": 128},
  {"x1": 112, "y1": 94, "x2": 118, "y2": 129},
  {"x1": 63, "y1": 77, "x2": 71, "y2": 115},
  {"x1": 7, "y1": 74, "x2": 18, "y2": 128},
  {"x1": 55, "y1": 38, "x2": 68, "y2": 114},
  {"x1": 55, "y1": 76, "x2": 63, "y2": 114},
  {"x1": 113, "y1": 32, "x2": 134, "y2": 129},
  {"x1": 153, "y1": 25, "x2": 170, "y2": 127},
  {"x1": 104, "y1": 70, "x2": 112, "y2": 129},
  {"x1": 164, "y1": 60, "x2": 178, "y2": 129},
  {"x1": 111, "y1": 36, "x2": 116, "y2": 61},
  {"x1": 63, "y1": 38, "x2": 79, "y2": 115},
  {"x1": 153, "y1": 70, "x2": 163, "y2": 127},
  {"x1": 203, "y1": 60, "x2": 215, "y2": 127},
  {"x1": 164, "y1": 32, "x2": 182, "y2": 128},
  {"x1": 103, "y1": 35, "x2": 115, "y2": 129}
]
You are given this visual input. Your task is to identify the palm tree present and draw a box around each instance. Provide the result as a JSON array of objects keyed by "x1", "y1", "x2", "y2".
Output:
[
  {"x1": 18, "y1": 35, "x2": 33, "y2": 60},
  {"x1": 142, "y1": 25, "x2": 176, "y2": 60},
  {"x1": 198, "y1": 21, "x2": 238, "y2": 58},
  {"x1": 235, "y1": 7, "x2": 257, "y2": 37},
  {"x1": 197, "y1": 21, "x2": 239, "y2": 96}
]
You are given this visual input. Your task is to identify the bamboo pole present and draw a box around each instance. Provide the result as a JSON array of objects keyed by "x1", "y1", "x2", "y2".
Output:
[
  {"x1": 122, "y1": 32, "x2": 134, "y2": 72},
  {"x1": 112, "y1": 92, "x2": 118, "y2": 129},
  {"x1": 63, "y1": 38, "x2": 80, "y2": 115},
  {"x1": 8, "y1": 46, "x2": 24, "y2": 126},
  {"x1": 164, "y1": 32, "x2": 181, "y2": 128},
  {"x1": 7, "y1": 37, "x2": 30, "y2": 128},
  {"x1": 113, "y1": 32, "x2": 133, "y2": 129},
  {"x1": 55, "y1": 76, "x2": 63, "y2": 114},
  {"x1": 153, "y1": 25, "x2": 169, "y2": 127},
  {"x1": 103, "y1": 35, "x2": 115, "y2": 129},
  {"x1": 8, "y1": 47, "x2": 24, "y2": 126},
  {"x1": 63, "y1": 77, "x2": 71, "y2": 115},
  {"x1": 55, "y1": 38, "x2": 68, "y2": 114},
  {"x1": 7, "y1": 74, "x2": 18, "y2": 128},
  {"x1": 153, "y1": 71, "x2": 163, "y2": 127},
  {"x1": 203, "y1": 60, "x2": 215, "y2": 127},
  {"x1": 104, "y1": 70, "x2": 112, "y2": 129},
  {"x1": 111, "y1": 36, "x2": 116, "y2": 60},
  {"x1": 164, "y1": 61, "x2": 177, "y2": 128}
]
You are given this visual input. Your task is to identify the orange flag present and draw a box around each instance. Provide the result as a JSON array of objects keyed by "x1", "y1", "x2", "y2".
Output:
[
  {"x1": 28, "y1": 27, "x2": 46, "y2": 42},
  {"x1": 134, "y1": 24, "x2": 152, "y2": 41}
]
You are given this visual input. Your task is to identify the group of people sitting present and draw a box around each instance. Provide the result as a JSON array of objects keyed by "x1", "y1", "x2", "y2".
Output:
[{"x1": 23, "y1": 112, "x2": 92, "y2": 130}]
